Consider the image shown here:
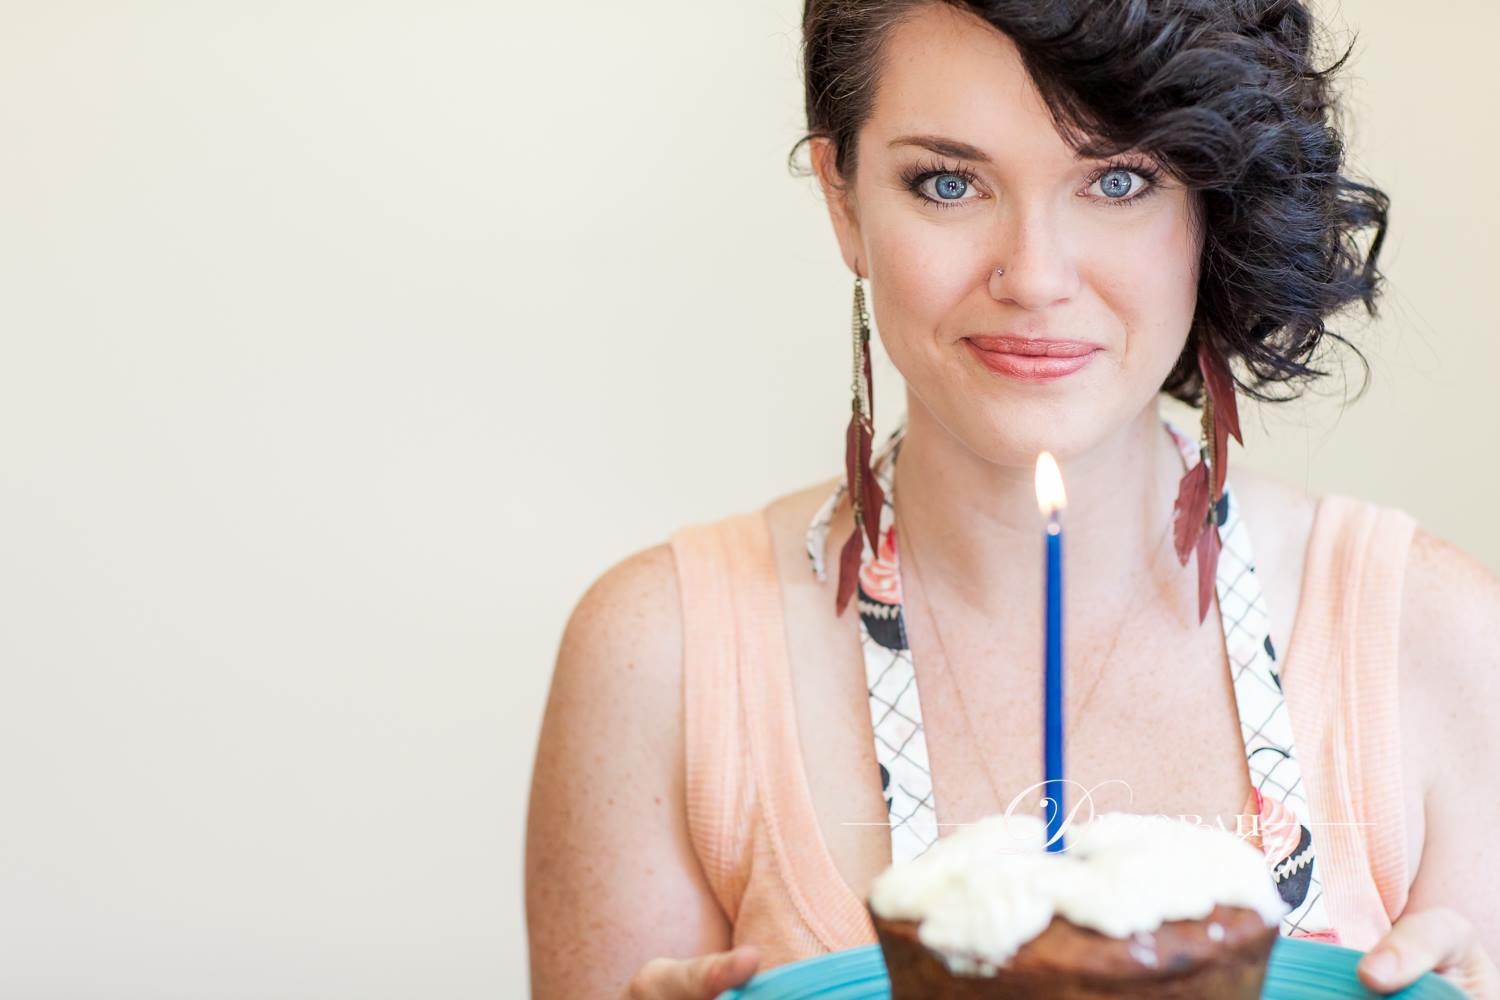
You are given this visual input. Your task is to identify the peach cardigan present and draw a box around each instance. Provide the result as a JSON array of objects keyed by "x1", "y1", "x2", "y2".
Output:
[{"x1": 668, "y1": 494, "x2": 1416, "y2": 972}]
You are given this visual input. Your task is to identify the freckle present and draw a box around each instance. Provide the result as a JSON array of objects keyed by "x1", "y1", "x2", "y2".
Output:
[{"x1": 654, "y1": 795, "x2": 662, "y2": 805}]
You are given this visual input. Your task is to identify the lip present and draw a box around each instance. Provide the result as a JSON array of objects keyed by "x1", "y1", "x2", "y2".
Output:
[{"x1": 963, "y1": 336, "x2": 1101, "y2": 381}]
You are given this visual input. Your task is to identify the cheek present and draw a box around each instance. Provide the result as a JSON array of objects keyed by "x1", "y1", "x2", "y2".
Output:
[
  {"x1": 1087, "y1": 205, "x2": 1201, "y2": 368},
  {"x1": 868, "y1": 223, "x2": 978, "y2": 326},
  {"x1": 860, "y1": 213, "x2": 987, "y2": 365}
]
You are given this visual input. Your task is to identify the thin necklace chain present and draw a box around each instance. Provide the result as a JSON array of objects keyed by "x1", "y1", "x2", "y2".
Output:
[{"x1": 891, "y1": 464, "x2": 1180, "y2": 819}]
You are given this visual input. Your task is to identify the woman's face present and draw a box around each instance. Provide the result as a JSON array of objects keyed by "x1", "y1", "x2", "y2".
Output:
[{"x1": 814, "y1": 4, "x2": 1204, "y2": 465}]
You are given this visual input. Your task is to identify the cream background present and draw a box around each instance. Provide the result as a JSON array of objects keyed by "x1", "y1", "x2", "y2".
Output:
[{"x1": 0, "y1": 2, "x2": 1493, "y2": 998}]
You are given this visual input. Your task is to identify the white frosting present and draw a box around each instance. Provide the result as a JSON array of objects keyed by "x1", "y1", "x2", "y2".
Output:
[{"x1": 868, "y1": 811, "x2": 1290, "y2": 974}]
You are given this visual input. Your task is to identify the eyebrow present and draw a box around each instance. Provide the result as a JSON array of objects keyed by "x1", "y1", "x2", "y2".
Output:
[
  {"x1": 888, "y1": 134, "x2": 993, "y2": 163},
  {"x1": 888, "y1": 133, "x2": 1111, "y2": 165}
]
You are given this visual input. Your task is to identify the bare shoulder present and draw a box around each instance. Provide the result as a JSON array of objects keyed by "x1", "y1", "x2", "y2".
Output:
[
  {"x1": 1400, "y1": 526, "x2": 1500, "y2": 640},
  {"x1": 762, "y1": 473, "x2": 845, "y2": 581},
  {"x1": 536, "y1": 542, "x2": 686, "y2": 762},
  {"x1": 534, "y1": 541, "x2": 686, "y2": 799},
  {"x1": 1226, "y1": 463, "x2": 1321, "y2": 589},
  {"x1": 1229, "y1": 463, "x2": 1320, "y2": 544},
  {"x1": 526, "y1": 543, "x2": 729, "y2": 997},
  {"x1": 556, "y1": 542, "x2": 684, "y2": 693}
]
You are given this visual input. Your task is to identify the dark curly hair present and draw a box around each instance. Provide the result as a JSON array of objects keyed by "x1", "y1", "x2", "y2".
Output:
[{"x1": 789, "y1": 0, "x2": 1389, "y2": 405}]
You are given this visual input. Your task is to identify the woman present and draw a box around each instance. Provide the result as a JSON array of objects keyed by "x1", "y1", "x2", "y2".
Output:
[{"x1": 527, "y1": 2, "x2": 1500, "y2": 997}]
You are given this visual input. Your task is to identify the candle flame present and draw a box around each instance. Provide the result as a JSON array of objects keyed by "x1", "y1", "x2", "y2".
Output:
[{"x1": 1034, "y1": 451, "x2": 1067, "y2": 516}]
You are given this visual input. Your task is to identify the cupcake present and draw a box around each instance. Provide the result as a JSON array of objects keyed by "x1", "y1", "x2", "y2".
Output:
[
  {"x1": 1253, "y1": 788, "x2": 1315, "y2": 911},
  {"x1": 868, "y1": 811, "x2": 1290, "y2": 999},
  {"x1": 857, "y1": 521, "x2": 905, "y2": 651}
]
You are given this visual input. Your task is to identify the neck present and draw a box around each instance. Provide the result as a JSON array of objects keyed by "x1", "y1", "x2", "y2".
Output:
[{"x1": 890, "y1": 395, "x2": 1191, "y2": 625}]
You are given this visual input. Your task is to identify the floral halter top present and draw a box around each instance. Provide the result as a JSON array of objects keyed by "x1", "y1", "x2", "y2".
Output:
[{"x1": 803, "y1": 416, "x2": 1340, "y2": 943}]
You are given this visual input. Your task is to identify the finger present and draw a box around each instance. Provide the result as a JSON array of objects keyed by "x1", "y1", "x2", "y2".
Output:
[
  {"x1": 1357, "y1": 907, "x2": 1476, "y2": 993},
  {"x1": 699, "y1": 946, "x2": 762, "y2": 997},
  {"x1": 630, "y1": 947, "x2": 762, "y2": 1000}
]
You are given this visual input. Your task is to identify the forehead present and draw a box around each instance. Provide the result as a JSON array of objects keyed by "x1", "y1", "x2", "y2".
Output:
[{"x1": 867, "y1": 5, "x2": 1077, "y2": 166}]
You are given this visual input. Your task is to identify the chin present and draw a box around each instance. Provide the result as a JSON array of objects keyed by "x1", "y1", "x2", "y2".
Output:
[
  {"x1": 906, "y1": 349, "x2": 1161, "y2": 466},
  {"x1": 933, "y1": 357, "x2": 1126, "y2": 457},
  {"x1": 947, "y1": 404, "x2": 1111, "y2": 468}
]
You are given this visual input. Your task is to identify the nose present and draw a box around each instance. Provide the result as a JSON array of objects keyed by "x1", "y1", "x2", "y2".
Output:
[{"x1": 987, "y1": 209, "x2": 1081, "y2": 310}]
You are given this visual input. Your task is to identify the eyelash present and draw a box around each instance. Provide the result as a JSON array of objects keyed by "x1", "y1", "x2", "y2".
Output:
[{"x1": 899, "y1": 156, "x2": 1163, "y2": 210}]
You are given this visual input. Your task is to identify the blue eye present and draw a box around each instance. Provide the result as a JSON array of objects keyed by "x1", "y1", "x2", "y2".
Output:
[
  {"x1": 931, "y1": 174, "x2": 971, "y2": 201},
  {"x1": 1099, "y1": 169, "x2": 1136, "y2": 198},
  {"x1": 914, "y1": 170, "x2": 979, "y2": 207},
  {"x1": 1086, "y1": 161, "x2": 1162, "y2": 207},
  {"x1": 901, "y1": 159, "x2": 984, "y2": 210}
]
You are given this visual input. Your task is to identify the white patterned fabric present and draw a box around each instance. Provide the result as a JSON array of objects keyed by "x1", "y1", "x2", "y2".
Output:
[{"x1": 804, "y1": 415, "x2": 1338, "y2": 942}]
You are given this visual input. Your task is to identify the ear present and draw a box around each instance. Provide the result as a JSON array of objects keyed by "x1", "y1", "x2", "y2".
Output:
[{"x1": 810, "y1": 136, "x2": 867, "y2": 278}]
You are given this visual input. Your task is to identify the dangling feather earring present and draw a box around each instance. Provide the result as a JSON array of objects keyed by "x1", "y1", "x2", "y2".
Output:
[
  {"x1": 1171, "y1": 341, "x2": 1244, "y2": 624},
  {"x1": 835, "y1": 274, "x2": 885, "y2": 617}
]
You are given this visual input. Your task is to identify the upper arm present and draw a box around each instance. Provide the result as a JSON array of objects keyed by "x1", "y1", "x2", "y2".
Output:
[
  {"x1": 525, "y1": 543, "x2": 731, "y2": 999},
  {"x1": 1396, "y1": 527, "x2": 1500, "y2": 958}
]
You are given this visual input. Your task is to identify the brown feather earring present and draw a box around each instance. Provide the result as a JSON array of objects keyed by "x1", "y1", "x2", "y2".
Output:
[
  {"x1": 1171, "y1": 340, "x2": 1244, "y2": 624},
  {"x1": 835, "y1": 274, "x2": 885, "y2": 617}
]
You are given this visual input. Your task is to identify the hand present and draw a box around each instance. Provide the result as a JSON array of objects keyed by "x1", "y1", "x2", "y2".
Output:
[
  {"x1": 1356, "y1": 906, "x2": 1500, "y2": 998},
  {"x1": 621, "y1": 945, "x2": 762, "y2": 1000}
]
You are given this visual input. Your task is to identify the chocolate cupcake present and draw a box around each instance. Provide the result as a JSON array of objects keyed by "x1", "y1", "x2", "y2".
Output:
[
  {"x1": 867, "y1": 812, "x2": 1289, "y2": 1000},
  {"x1": 873, "y1": 903, "x2": 1278, "y2": 999}
]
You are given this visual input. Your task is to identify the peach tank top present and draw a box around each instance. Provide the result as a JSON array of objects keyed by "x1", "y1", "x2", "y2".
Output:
[{"x1": 669, "y1": 418, "x2": 1418, "y2": 973}]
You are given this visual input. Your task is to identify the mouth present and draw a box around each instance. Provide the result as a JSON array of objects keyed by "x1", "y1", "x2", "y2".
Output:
[{"x1": 962, "y1": 336, "x2": 1102, "y2": 382}]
